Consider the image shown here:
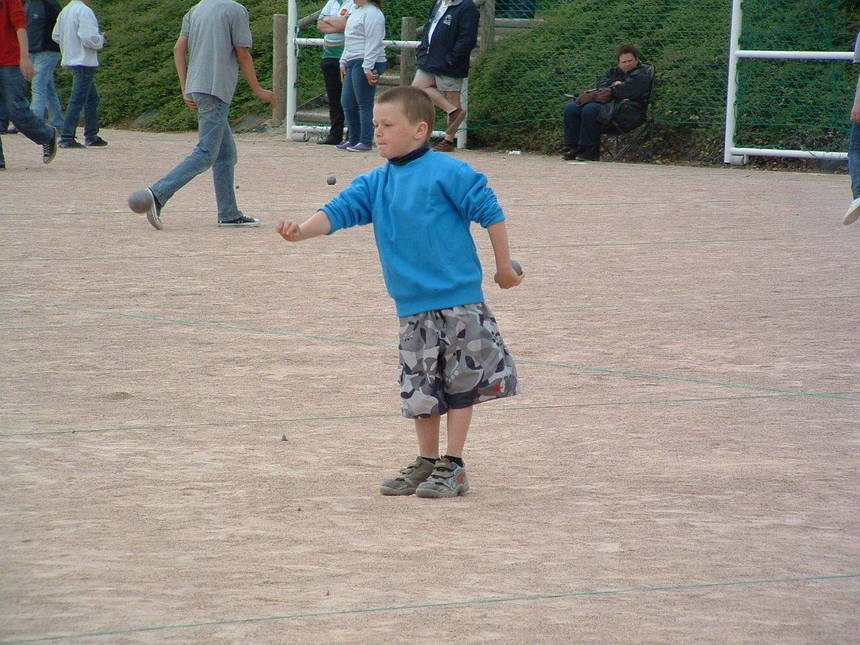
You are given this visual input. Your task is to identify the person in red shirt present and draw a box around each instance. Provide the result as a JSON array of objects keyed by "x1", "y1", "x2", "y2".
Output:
[{"x1": 0, "y1": 0, "x2": 58, "y2": 168}]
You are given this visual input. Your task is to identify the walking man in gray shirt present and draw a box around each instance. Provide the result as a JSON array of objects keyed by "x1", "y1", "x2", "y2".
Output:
[{"x1": 128, "y1": 0, "x2": 276, "y2": 230}]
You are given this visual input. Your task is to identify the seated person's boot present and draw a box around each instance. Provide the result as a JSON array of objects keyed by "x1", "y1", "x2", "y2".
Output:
[
  {"x1": 575, "y1": 144, "x2": 601, "y2": 161},
  {"x1": 561, "y1": 145, "x2": 580, "y2": 161}
]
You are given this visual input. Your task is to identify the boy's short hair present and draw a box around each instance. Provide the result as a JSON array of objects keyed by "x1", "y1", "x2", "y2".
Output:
[
  {"x1": 377, "y1": 87, "x2": 435, "y2": 142},
  {"x1": 616, "y1": 44, "x2": 641, "y2": 60}
]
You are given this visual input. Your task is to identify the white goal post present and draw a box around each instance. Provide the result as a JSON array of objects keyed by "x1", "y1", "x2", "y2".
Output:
[{"x1": 724, "y1": 0, "x2": 853, "y2": 164}]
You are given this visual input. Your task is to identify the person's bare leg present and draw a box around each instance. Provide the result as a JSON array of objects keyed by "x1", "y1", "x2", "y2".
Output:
[
  {"x1": 444, "y1": 406, "x2": 473, "y2": 457},
  {"x1": 413, "y1": 406, "x2": 472, "y2": 497},
  {"x1": 379, "y1": 417, "x2": 441, "y2": 495},
  {"x1": 440, "y1": 90, "x2": 464, "y2": 144},
  {"x1": 412, "y1": 75, "x2": 457, "y2": 113},
  {"x1": 415, "y1": 417, "x2": 441, "y2": 458},
  {"x1": 444, "y1": 90, "x2": 461, "y2": 114}
]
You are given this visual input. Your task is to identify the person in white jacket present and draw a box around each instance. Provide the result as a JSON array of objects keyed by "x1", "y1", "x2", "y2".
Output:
[
  {"x1": 336, "y1": 0, "x2": 386, "y2": 151},
  {"x1": 52, "y1": 0, "x2": 106, "y2": 148}
]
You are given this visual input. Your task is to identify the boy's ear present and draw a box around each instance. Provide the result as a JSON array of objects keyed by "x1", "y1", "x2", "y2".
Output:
[{"x1": 416, "y1": 120, "x2": 430, "y2": 140}]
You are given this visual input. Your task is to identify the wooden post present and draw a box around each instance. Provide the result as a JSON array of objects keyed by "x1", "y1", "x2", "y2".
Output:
[
  {"x1": 272, "y1": 14, "x2": 287, "y2": 125},
  {"x1": 400, "y1": 17, "x2": 417, "y2": 87},
  {"x1": 478, "y1": 0, "x2": 495, "y2": 56}
]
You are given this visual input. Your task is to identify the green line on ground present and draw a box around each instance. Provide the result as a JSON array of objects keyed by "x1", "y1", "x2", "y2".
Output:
[
  {"x1": 0, "y1": 393, "x2": 800, "y2": 437},
  {"x1": 519, "y1": 358, "x2": 860, "y2": 401},
  {"x1": 3, "y1": 573, "x2": 857, "y2": 643},
  {"x1": 2, "y1": 298, "x2": 857, "y2": 401}
]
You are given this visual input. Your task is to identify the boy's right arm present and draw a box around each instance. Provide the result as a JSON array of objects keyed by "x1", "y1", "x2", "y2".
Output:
[
  {"x1": 277, "y1": 210, "x2": 333, "y2": 242},
  {"x1": 317, "y1": 15, "x2": 347, "y2": 33},
  {"x1": 173, "y1": 36, "x2": 197, "y2": 109},
  {"x1": 852, "y1": 73, "x2": 860, "y2": 123}
]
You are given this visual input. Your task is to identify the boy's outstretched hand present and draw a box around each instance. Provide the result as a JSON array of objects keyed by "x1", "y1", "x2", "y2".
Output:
[
  {"x1": 276, "y1": 219, "x2": 302, "y2": 241},
  {"x1": 494, "y1": 265, "x2": 524, "y2": 289}
]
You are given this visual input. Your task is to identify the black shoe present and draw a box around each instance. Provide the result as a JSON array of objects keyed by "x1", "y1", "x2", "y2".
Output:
[
  {"x1": 575, "y1": 145, "x2": 600, "y2": 161},
  {"x1": 432, "y1": 139, "x2": 456, "y2": 152},
  {"x1": 561, "y1": 146, "x2": 579, "y2": 161},
  {"x1": 317, "y1": 136, "x2": 342, "y2": 145},
  {"x1": 218, "y1": 215, "x2": 260, "y2": 227},
  {"x1": 59, "y1": 139, "x2": 85, "y2": 149},
  {"x1": 43, "y1": 127, "x2": 58, "y2": 164},
  {"x1": 85, "y1": 136, "x2": 108, "y2": 147}
]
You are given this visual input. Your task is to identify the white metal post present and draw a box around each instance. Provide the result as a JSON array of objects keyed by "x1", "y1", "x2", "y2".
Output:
[
  {"x1": 724, "y1": 0, "x2": 851, "y2": 164},
  {"x1": 286, "y1": 0, "x2": 298, "y2": 141},
  {"x1": 724, "y1": 0, "x2": 746, "y2": 165},
  {"x1": 457, "y1": 78, "x2": 469, "y2": 149}
]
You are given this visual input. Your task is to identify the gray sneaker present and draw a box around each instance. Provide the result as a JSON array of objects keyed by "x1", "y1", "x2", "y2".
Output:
[
  {"x1": 380, "y1": 457, "x2": 436, "y2": 496},
  {"x1": 415, "y1": 458, "x2": 469, "y2": 498}
]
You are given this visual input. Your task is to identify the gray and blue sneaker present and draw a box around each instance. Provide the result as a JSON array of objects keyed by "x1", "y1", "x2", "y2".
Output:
[
  {"x1": 380, "y1": 457, "x2": 436, "y2": 496},
  {"x1": 128, "y1": 188, "x2": 162, "y2": 230},
  {"x1": 415, "y1": 458, "x2": 469, "y2": 498}
]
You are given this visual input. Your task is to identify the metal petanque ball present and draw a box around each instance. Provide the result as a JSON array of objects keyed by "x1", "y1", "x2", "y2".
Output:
[
  {"x1": 128, "y1": 189, "x2": 151, "y2": 213},
  {"x1": 326, "y1": 176, "x2": 337, "y2": 185}
]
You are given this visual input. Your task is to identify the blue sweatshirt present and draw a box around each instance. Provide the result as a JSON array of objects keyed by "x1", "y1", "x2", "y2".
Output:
[{"x1": 323, "y1": 149, "x2": 505, "y2": 317}]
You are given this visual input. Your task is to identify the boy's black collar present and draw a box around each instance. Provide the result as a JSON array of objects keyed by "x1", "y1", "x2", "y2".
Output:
[{"x1": 389, "y1": 144, "x2": 430, "y2": 166}]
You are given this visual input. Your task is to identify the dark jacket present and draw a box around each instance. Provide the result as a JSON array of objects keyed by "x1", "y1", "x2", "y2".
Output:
[
  {"x1": 416, "y1": 0, "x2": 479, "y2": 79},
  {"x1": 26, "y1": 0, "x2": 62, "y2": 53},
  {"x1": 596, "y1": 62, "x2": 652, "y2": 110}
]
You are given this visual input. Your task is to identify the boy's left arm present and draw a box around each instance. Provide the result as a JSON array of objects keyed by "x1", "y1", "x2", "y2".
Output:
[
  {"x1": 16, "y1": 28, "x2": 34, "y2": 80},
  {"x1": 77, "y1": 9, "x2": 105, "y2": 50},
  {"x1": 487, "y1": 221, "x2": 523, "y2": 289}
]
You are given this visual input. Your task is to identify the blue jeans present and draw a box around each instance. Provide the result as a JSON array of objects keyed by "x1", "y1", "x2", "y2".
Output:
[
  {"x1": 0, "y1": 65, "x2": 55, "y2": 165},
  {"x1": 151, "y1": 93, "x2": 242, "y2": 222},
  {"x1": 30, "y1": 51, "x2": 64, "y2": 129},
  {"x1": 341, "y1": 59, "x2": 386, "y2": 146},
  {"x1": 849, "y1": 122, "x2": 860, "y2": 199},
  {"x1": 563, "y1": 101, "x2": 603, "y2": 147},
  {"x1": 61, "y1": 66, "x2": 99, "y2": 143}
]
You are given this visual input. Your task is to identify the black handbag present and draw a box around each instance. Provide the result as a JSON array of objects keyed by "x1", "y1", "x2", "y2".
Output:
[{"x1": 597, "y1": 99, "x2": 646, "y2": 133}]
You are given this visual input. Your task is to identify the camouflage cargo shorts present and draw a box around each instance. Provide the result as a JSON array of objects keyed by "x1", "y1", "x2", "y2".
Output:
[{"x1": 398, "y1": 302, "x2": 519, "y2": 418}]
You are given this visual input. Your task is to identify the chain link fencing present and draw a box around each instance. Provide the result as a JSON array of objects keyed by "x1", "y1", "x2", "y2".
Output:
[{"x1": 287, "y1": 0, "x2": 858, "y2": 163}]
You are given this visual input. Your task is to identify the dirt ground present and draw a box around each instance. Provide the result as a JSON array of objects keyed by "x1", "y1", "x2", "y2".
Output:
[{"x1": 1, "y1": 128, "x2": 858, "y2": 644}]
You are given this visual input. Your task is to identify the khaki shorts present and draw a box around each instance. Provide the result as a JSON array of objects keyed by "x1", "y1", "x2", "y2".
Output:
[
  {"x1": 414, "y1": 68, "x2": 464, "y2": 92},
  {"x1": 398, "y1": 303, "x2": 519, "y2": 418}
]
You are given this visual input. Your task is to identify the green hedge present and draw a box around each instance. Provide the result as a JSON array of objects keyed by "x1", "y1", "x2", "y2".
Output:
[
  {"x1": 56, "y1": 0, "x2": 859, "y2": 163},
  {"x1": 468, "y1": 0, "x2": 859, "y2": 160}
]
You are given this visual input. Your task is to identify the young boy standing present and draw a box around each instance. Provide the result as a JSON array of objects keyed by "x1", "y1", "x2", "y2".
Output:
[
  {"x1": 128, "y1": 0, "x2": 276, "y2": 230},
  {"x1": 277, "y1": 86, "x2": 522, "y2": 498}
]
